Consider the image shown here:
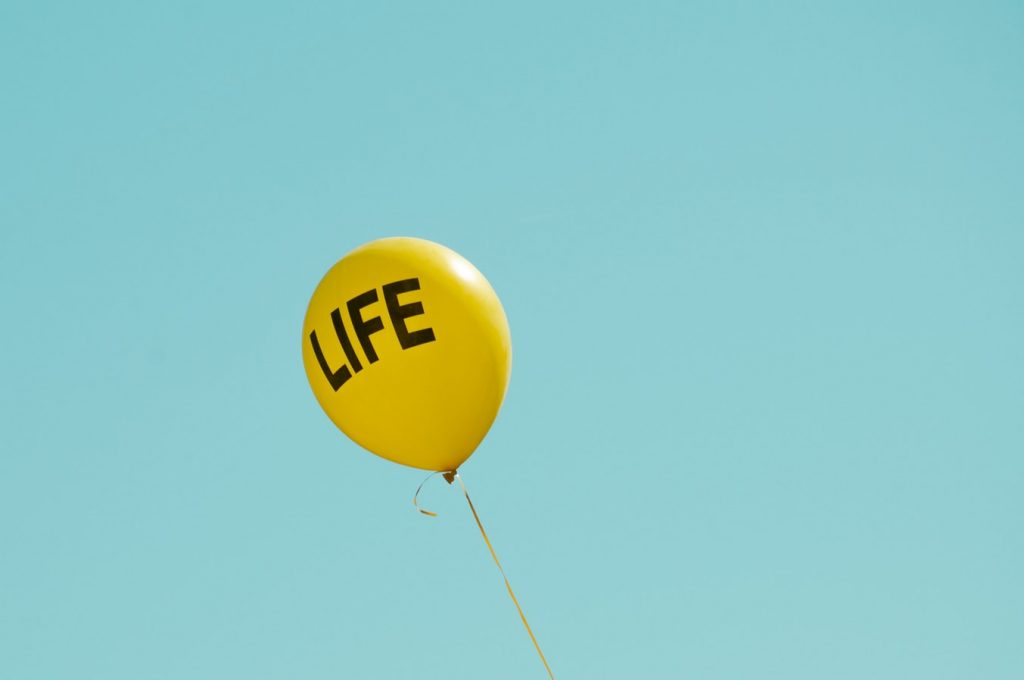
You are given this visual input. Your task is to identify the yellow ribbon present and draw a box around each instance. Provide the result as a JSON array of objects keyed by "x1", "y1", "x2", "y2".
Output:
[
  {"x1": 412, "y1": 471, "x2": 447, "y2": 517},
  {"x1": 412, "y1": 470, "x2": 556, "y2": 680}
]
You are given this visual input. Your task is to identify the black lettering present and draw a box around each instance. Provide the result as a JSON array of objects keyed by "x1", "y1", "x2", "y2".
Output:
[
  {"x1": 309, "y1": 329, "x2": 352, "y2": 390},
  {"x1": 347, "y1": 289, "x2": 385, "y2": 363},
  {"x1": 383, "y1": 278, "x2": 436, "y2": 349},
  {"x1": 331, "y1": 308, "x2": 363, "y2": 373}
]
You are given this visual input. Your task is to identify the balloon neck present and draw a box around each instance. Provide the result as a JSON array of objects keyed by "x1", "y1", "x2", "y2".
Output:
[{"x1": 442, "y1": 470, "x2": 458, "y2": 485}]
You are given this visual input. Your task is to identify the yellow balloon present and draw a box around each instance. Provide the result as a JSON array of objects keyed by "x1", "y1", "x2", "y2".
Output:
[{"x1": 302, "y1": 237, "x2": 512, "y2": 472}]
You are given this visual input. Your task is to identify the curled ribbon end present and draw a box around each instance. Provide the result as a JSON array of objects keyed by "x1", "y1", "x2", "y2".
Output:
[{"x1": 413, "y1": 470, "x2": 453, "y2": 518}]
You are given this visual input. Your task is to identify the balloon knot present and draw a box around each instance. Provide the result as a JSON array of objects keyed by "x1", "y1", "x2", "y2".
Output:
[{"x1": 442, "y1": 470, "x2": 457, "y2": 485}]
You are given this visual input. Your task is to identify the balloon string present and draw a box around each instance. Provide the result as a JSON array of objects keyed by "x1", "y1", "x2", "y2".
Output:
[
  {"x1": 412, "y1": 471, "x2": 447, "y2": 517},
  {"x1": 413, "y1": 470, "x2": 556, "y2": 679}
]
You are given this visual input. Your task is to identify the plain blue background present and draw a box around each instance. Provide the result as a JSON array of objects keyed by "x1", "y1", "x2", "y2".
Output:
[{"x1": 1, "y1": 2, "x2": 1022, "y2": 678}]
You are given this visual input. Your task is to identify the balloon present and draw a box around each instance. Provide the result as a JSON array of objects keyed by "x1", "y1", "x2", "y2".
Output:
[{"x1": 302, "y1": 237, "x2": 512, "y2": 472}]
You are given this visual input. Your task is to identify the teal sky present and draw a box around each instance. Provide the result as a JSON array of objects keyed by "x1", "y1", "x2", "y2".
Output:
[{"x1": 2, "y1": 2, "x2": 1022, "y2": 678}]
